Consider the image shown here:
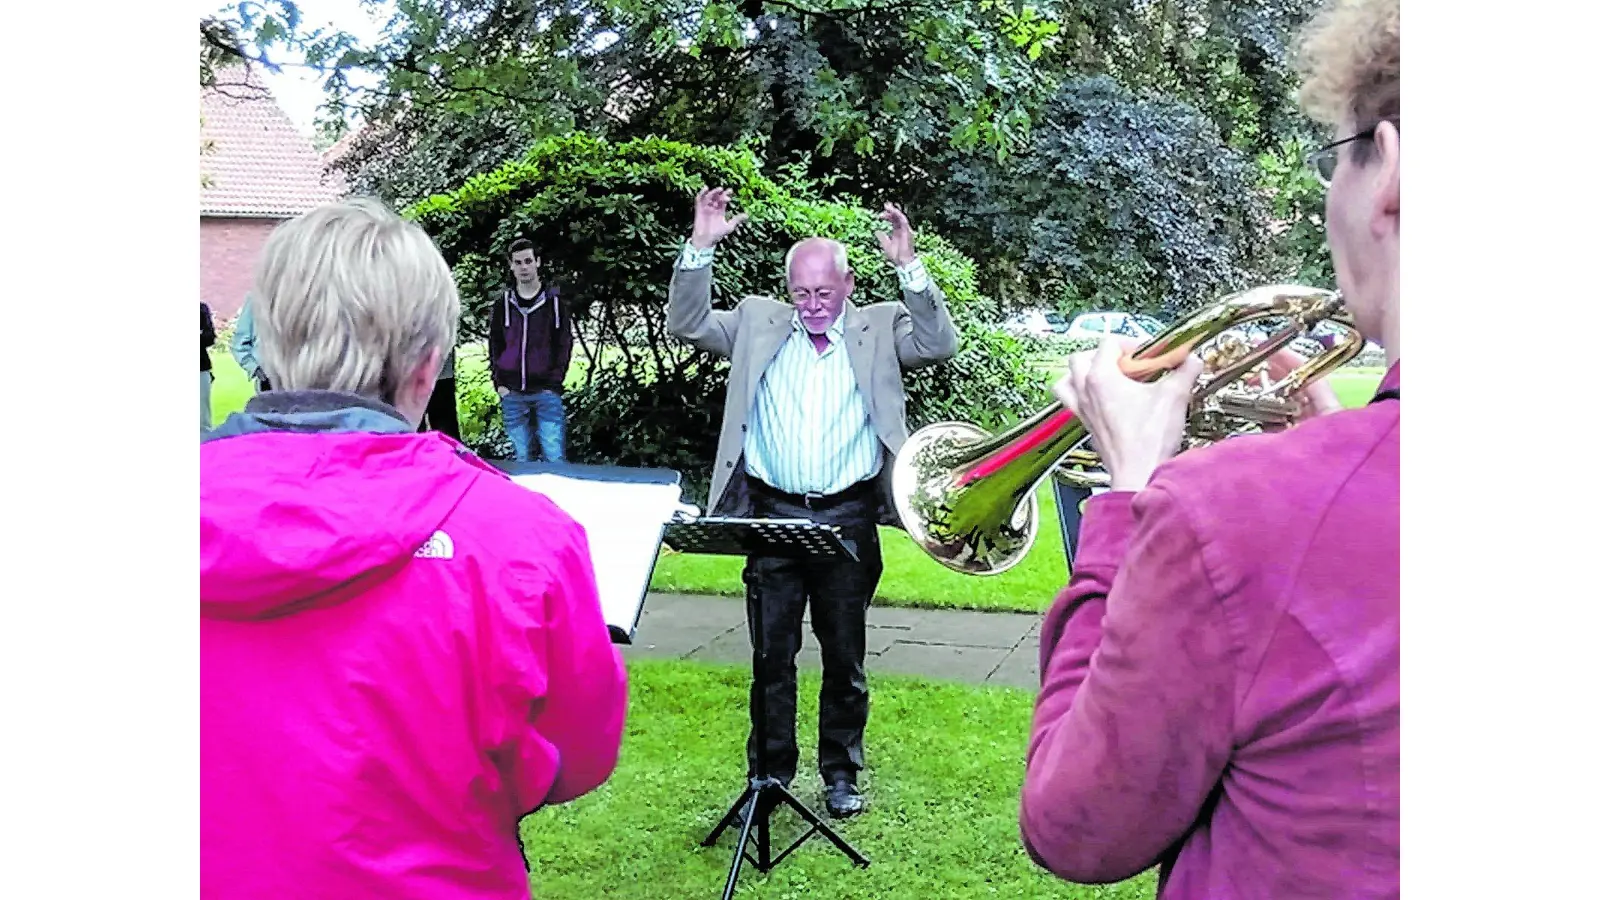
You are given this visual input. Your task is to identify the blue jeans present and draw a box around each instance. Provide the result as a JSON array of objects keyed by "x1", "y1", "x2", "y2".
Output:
[{"x1": 500, "y1": 388, "x2": 566, "y2": 462}]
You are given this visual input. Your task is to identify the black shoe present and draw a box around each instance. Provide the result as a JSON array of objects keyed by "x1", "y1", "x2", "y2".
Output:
[{"x1": 825, "y1": 779, "x2": 865, "y2": 818}]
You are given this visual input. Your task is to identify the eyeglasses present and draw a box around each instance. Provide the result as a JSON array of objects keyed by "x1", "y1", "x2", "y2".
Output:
[{"x1": 1305, "y1": 121, "x2": 1395, "y2": 187}]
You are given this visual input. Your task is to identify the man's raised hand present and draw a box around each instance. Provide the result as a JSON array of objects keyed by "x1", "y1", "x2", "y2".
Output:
[
  {"x1": 875, "y1": 202, "x2": 917, "y2": 268},
  {"x1": 690, "y1": 187, "x2": 748, "y2": 250}
]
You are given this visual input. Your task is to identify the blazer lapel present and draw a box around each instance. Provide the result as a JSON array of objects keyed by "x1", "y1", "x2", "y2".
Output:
[{"x1": 843, "y1": 304, "x2": 875, "y2": 399}]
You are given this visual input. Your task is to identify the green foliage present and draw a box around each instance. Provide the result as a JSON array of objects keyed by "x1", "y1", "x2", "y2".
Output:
[
  {"x1": 942, "y1": 76, "x2": 1276, "y2": 320},
  {"x1": 1256, "y1": 135, "x2": 1335, "y2": 288},
  {"x1": 1055, "y1": 337, "x2": 1101, "y2": 356},
  {"x1": 199, "y1": 18, "x2": 241, "y2": 87},
  {"x1": 200, "y1": 114, "x2": 216, "y2": 189},
  {"x1": 406, "y1": 135, "x2": 1047, "y2": 493},
  {"x1": 219, "y1": 1, "x2": 1337, "y2": 325},
  {"x1": 1049, "y1": 0, "x2": 1323, "y2": 157},
  {"x1": 453, "y1": 346, "x2": 513, "y2": 458},
  {"x1": 229, "y1": 0, "x2": 1063, "y2": 209}
]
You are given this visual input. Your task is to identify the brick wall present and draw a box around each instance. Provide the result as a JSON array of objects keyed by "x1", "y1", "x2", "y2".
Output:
[{"x1": 200, "y1": 216, "x2": 282, "y2": 322}]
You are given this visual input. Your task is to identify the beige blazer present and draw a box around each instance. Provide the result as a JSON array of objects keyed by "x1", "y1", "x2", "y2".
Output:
[{"x1": 665, "y1": 262, "x2": 960, "y2": 526}]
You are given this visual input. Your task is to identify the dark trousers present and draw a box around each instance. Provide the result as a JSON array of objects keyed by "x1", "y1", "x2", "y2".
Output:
[
  {"x1": 422, "y1": 378, "x2": 460, "y2": 440},
  {"x1": 744, "y1": 481, "x2": 883, "y2": 787}
]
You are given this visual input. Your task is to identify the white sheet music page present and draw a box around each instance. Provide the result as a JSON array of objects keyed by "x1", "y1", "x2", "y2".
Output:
[{"x1": 508, "y1": 473, "x2": 683, "y2": 639}]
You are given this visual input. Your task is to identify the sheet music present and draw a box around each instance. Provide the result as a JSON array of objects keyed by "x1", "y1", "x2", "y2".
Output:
[{"x1": 508, "y1": 472, "x2": 683, "y2": 640}]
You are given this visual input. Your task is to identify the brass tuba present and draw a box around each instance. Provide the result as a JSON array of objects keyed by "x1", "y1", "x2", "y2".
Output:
[{"x1": 890, "y1": 284, "x2": 1365, "y2": 576}]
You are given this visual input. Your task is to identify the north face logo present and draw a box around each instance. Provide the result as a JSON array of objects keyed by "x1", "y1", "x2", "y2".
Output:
[{"x1": 415, "y1": 530, "x2": 455, "y2": 560}]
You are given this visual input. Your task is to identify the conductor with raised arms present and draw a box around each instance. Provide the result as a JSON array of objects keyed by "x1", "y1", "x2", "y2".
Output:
[{"x1": 666, "y1": 187, "x2": 959, "y2": 817}]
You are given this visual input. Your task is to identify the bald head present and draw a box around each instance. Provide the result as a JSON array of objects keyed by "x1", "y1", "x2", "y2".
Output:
[
  {"x1": 786, "y1": 238, "x2": 855, "y2": 335},
  {"x1": 786, "y1": 238, "x2": 850, "y2": 279}
]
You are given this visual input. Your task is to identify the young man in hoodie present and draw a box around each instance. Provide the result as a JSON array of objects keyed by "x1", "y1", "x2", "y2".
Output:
[
  {"x1": 201, "y1": 199, "x2": 628, "y2": 900},
  {"x1": 487, "y1": 239, "x2": 573, "y2": 462}
]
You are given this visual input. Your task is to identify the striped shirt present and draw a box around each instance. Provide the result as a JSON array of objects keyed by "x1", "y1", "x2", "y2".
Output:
[{"x1": 744, "y1": 309, "x2": 881, "y2": 495}]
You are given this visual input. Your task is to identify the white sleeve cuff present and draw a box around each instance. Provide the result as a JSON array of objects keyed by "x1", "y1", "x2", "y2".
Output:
[
  {"x1": 678, "y1": 241, "x2": 716, "y2": 271},
  {"x1": 896, "y1": 257, "x2": 931, "y2": 294}
]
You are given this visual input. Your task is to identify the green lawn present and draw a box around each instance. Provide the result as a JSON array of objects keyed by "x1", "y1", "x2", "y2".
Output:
[
  {"x1": 208, "y1": 349, "x2": 255, "y2": 423},
  {"x1": 519, "y1": 658, "x2": 1156, "y2": 899},
  {"x1": 1327, "y1": 368, "x2": 1386, "y2": 408}
]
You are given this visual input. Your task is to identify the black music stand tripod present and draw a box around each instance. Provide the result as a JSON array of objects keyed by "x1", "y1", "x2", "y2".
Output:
[{"x1": 662, "y1": 516, "x2": 871, "y2": 900}]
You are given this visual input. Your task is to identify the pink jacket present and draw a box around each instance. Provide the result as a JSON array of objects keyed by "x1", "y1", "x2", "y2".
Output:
[
  {"x1": 201, "y1": 397, "x2": 627, "y2": 899},
  {"x1": 1022, "y1": 364, "x2": 1400, "y2": 898}
]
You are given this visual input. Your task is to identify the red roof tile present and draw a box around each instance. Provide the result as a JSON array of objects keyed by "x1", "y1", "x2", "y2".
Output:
[{"x1": 200, "y1": 64, "x2": 346, "y2": 217}]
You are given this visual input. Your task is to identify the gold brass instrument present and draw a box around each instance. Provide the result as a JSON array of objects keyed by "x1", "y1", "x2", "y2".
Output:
[{"x1": 890, "y1": 284, "x2": 1365, "y2": 576}]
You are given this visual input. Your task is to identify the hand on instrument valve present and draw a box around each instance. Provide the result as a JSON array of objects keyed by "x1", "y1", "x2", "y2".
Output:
[
  {"x1": 690, "y1": 187, "x2": 748, "y2": 250},
  {"x1": 1265, "y1": 349, "x2": 1345, "y2": 420},
  {"x1": 1052, "y1": 337, "x2": 1205, "y2": 494}
]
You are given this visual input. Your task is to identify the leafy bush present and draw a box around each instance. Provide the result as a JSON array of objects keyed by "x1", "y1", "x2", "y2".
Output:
[
  {"x1": 453, "y1": 346, "x2": 512, "y2": 457},
  {"x1": 211, "y1": 317, "x2": 238, "y2": 359},
  {"x1": 1056, "y1": 337, "x2": 1102, "y2": 356},
  {"x1": 1256, "y1": 135, "x2": 1336, "y2": 288},
  {"x1": 941, "y1": 75, "x2": 1277, "y2": 320},
  {"x1": 406, "y1": 135, "x2": 1047, "y2": 497}
]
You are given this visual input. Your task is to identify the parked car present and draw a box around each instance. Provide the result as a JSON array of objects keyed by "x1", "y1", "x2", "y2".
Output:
[
  {"x1": 1216, "y1": 319, "x2": 1321, "y2": 361},
  {"x1": 1001, "y1": 308, "x2": 1068, "y2": 338},
  {"x1": 1225, "y1": 318, "x2": 1386, "y2": 363},
  {"x1": 1056, "y1": 308, "x2": 1382, "y2": 370},
  {"x1": 1064, "y1": 311, "x2": 1166, "y2": 342}
]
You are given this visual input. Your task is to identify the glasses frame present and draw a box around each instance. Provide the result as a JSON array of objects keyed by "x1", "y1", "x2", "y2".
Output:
[
  {"x1": 1305, "y1": 120, "x2": 1396, "y2": 188},
  {"x1": 790, "y1": 288, "x2": 837, "y2": 304}
]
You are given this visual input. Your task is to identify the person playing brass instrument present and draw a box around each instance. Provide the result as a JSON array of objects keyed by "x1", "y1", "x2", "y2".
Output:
[{"x1": 1019, "y1": 0, "x2": 1400, "y2": 896}]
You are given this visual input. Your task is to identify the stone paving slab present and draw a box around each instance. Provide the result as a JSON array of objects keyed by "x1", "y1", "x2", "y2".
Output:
[
  {"x1": 686, "y1": 627, "x2": 825, "y2": 668},
  {"x1": 859, "y1": 604, "x2": 1040, "y2": 649},
  {"x1": 986, "y1": 638, "x2": 1042, "y2": 690},
  {"x1": 871, "y1": 641, "x2": 1013, "y2": 683},
  {"x1": 620, "y1": 593, "x2": 744, "y2": 659},
  {"x1": 625, "y1": 592, "x2": 1047, "y2": 689},
  {"x1": 673, "y1": 617, "x2": 909, "y2": 665}
]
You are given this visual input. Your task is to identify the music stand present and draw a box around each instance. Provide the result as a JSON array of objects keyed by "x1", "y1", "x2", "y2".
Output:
[
  {"x1": 662, "y1": 516, "x2": 871, "y2": 900},
  {"x1": 493, "y1": 460, "x2": 687, "y2": 644},
  {"x1": 1049, "y1": 475, "x2": 1099, "y2": 572}
]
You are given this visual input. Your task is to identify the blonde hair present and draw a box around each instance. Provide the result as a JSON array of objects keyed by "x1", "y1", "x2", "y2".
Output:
[
  {"x1": 1294, "y1": 0, "x2": 1400, "y2": 145},
  {"x1": 251, "y1": 198, "x2": 460, "y2": 402}
]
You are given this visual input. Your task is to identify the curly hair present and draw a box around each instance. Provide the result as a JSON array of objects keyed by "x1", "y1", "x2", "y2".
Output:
[{"x1": 1294, "y1": 0, "x2": 1400, "y2": 159}]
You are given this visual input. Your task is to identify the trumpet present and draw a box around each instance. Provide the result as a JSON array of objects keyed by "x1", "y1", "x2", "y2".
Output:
[{"x1": 890, "y1": 284, "x2": 1365, "y2": 576}]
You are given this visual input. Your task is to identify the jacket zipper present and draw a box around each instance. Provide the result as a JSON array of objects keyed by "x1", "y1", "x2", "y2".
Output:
[
  {"x1": 519, "y1": 300, "x2": 529, "y2": 392},
  {"x1": 509, "y1": 286, "x2": 552, "y2": 393}
]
